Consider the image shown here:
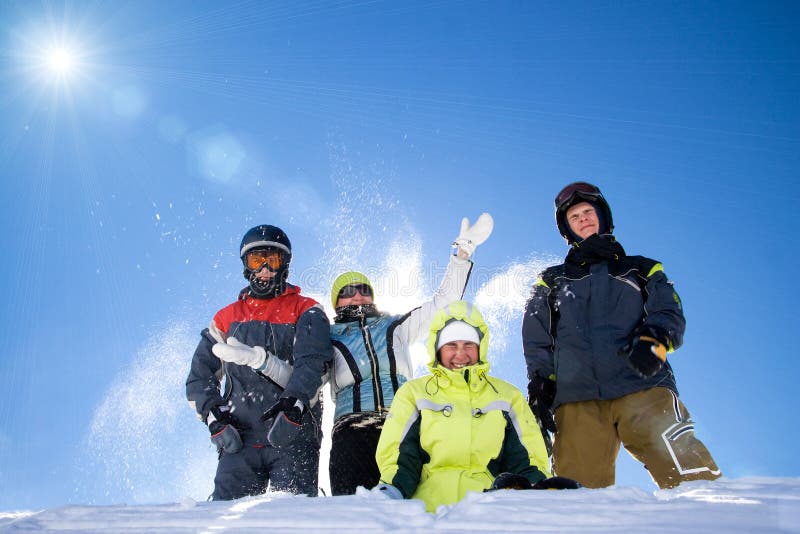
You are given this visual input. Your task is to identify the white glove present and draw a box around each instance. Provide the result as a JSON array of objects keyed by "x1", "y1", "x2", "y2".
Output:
[
  {"x1": 212, "y1": 337, "x2": 267, "y2": 369},
  {"x1": 453, "y1": 212, "x2": 494, "y2": 257}
]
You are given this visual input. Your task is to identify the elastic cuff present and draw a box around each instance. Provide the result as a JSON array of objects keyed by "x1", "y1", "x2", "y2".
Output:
[{"x1": 637, "y1": 324, "x2": 671, "y2": 348}]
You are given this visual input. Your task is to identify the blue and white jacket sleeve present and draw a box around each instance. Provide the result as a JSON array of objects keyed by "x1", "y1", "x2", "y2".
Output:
[{"x1": 394, "y1": 255, "x2": 473, "y2": 344}]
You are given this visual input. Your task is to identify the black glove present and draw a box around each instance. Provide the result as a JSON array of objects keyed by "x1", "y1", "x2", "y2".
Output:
[
  {"x1": 262, "y1": 397, "x2": 306, "y2": 449},
  {"x1": 619, "y1": 335, "x2": 667, "y2": 378},
  {"x1": 532, "y1": 476, "x2": 582, "y2": 490},
  {"x1": 207, "y1": 403, "x2": 233, "y2": 435},
  {"x1": 261, "y1": 396, "x2": 305, "y2": 425},
  {"x1": 207, "y1": 403, "x2": 242, "y2": 453},
  {"x1": 528, "y1": 375, "x2": 557, "y2": 433},
  {"x1": 488, "y1": 472, "x2": 533, "y2": 491}
]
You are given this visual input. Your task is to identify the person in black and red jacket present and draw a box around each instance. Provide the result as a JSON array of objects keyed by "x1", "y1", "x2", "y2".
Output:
[{"x1": 186, "y1": 224, "x2": 332, "y2": 500}]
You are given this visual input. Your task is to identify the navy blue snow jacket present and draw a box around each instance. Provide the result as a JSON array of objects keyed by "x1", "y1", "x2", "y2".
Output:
[
  {"x1": 186, "y1": 284, "x2": 332, "y2": 446},
  {"x1": 522, "y1": 235, "x2": 685, "y2": 408}
]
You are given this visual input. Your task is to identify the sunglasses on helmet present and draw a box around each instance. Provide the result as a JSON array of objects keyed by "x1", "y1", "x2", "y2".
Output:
[
  {"x1": 338, "y1": 283, "x2": 373, "y2": 300},
  {"x1": 555, "y1": 182, "x2": 603, "y2": 211},
  {"x1": 244, "y1": 248, "x2": 284, "y2": 272}
]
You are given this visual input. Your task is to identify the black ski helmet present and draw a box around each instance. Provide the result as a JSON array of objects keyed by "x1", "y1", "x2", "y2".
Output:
[
  {"x1": 239, "y1": 224, "x2": 292, "y2": 298},
  {"x1": 554, "y1": 181, "x2": 614, "y2": 244}
]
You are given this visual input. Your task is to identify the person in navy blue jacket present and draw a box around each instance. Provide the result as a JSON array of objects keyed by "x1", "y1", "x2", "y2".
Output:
[
  {"x1": 186, "y1": 224, "x2": 332, "y2": 500},
  {"x1": 522, "y1": 182, "x2": 720, "y2": 489}
]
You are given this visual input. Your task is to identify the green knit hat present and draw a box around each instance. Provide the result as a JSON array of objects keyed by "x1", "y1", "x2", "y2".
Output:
[{"x1": 330, "y1": 271, "x2": 374, "y2": 309}]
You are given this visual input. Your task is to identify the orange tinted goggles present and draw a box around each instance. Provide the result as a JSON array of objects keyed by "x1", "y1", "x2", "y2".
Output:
[{"x1": 245, "y1": 249, "x2": 284, "y2": 271}]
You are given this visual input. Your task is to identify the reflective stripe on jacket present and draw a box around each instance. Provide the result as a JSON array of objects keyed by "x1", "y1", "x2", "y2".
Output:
[{"x1": 522, "y1": 254, "x2": 685, "y2": 407}]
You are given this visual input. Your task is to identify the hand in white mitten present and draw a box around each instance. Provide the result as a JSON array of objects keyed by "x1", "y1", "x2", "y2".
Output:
[
  {"x1": 212, "y1": 337, "x2": 267, "y2": 369},
  {"x1": 453, "y1": 212, "x2": 494, "y2": 257}
]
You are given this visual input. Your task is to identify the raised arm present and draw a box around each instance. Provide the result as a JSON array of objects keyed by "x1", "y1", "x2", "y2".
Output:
[{"x1": 395, "y1": 213, "x2": 493, "y2": 343}]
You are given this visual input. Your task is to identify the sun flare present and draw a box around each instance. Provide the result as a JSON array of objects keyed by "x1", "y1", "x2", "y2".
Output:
[{"x1": 47, "y1": 47, "x2": 76, "y2": 75}]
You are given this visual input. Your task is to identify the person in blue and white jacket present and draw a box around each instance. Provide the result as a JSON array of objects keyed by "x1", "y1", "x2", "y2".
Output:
[{"x1": 327, "y1": 213, "x2": 493, "y2": 495}]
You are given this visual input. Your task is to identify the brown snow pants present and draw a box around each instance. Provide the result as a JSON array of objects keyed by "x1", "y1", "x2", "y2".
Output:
[{"x1": 553, "y1": 387, "x2": 721, "y2": 489}]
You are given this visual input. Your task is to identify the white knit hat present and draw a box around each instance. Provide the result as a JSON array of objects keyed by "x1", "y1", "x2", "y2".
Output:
[{"x1": 436, "y1": 320, "x2": 481, "y2": 350}]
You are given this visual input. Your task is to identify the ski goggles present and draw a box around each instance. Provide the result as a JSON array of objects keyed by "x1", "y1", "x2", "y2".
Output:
[
  {"x1": 337, "y1": 283, "x2": 373, "y2": 300},
  {"x1": 555, "y1": 182, "x2": 603, "y2": 211},
  {"x1": 244, "y1": 248, "x2": 284, "y2": 272}
]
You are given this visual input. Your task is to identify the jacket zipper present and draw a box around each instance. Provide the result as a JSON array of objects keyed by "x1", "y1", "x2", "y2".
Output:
[{"x1": 359, "y1": 316, "x2": 384, "y2": 411}]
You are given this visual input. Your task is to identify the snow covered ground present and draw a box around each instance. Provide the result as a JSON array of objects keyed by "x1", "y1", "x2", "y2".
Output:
[{"x1": 2, "y1": 477, "x2": 798, "y2": 533}]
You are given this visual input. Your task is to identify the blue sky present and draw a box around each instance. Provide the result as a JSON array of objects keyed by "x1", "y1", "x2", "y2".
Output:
[{"x1": 0, "y1": 0, "x2": 797, "y2": 510}]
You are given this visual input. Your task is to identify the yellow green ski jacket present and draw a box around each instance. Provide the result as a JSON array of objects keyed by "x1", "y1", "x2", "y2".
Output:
[{"x1": 375, "y1": 360, "x2": 551, "y2": 512}]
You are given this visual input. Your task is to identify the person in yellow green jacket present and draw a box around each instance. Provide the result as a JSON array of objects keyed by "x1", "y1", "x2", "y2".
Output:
[{"x1": 373, "y1": 301, "x2": 578, "y2": 512}]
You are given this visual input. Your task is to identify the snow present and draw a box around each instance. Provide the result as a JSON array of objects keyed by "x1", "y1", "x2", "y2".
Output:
[{"x1": 2, "y1": 478, "x2": 798, "y2": 532}]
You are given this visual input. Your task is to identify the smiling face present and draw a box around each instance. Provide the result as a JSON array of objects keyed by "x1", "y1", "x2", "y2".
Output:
[
  {"x1": 438, "y1": 340, "x2": 480, "y2": 370},
  {"x1": 566, "y1": 201, "x2": 600, "y2": 240}
]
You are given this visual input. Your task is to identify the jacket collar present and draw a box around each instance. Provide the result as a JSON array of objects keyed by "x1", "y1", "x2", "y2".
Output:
[
  {"x1": 429, "y1": 361, "x2": 492, "y2": 392},
  {"x1": 240, "y1": 283, "x2": 301, "y2": 302},
  {"x1": 566, "y1": 234, "x2": 626, "y2": 266}
]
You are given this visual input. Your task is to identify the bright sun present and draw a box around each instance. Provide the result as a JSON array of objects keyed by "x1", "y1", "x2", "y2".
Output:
[{"x1": 46, "y1": 47, "x2": 76, "y2": 75}]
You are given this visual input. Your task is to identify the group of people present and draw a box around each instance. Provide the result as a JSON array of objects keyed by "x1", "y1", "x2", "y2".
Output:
[{"x1": 185, "y1": 181, "x2": 721, "y2": 512}]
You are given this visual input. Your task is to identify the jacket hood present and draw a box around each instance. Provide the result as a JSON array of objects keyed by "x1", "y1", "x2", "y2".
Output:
[{"x1": 426, "y1": 301, "x2": 490, "y2": 369}]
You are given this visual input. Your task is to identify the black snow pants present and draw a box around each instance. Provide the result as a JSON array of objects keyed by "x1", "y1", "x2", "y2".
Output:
[
  {"x1": 328, "y1": 411, "x2": 386, "y2": 496},
  {"x1": 212, "y1": 438, "x2": 320, "y2": 500}
]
